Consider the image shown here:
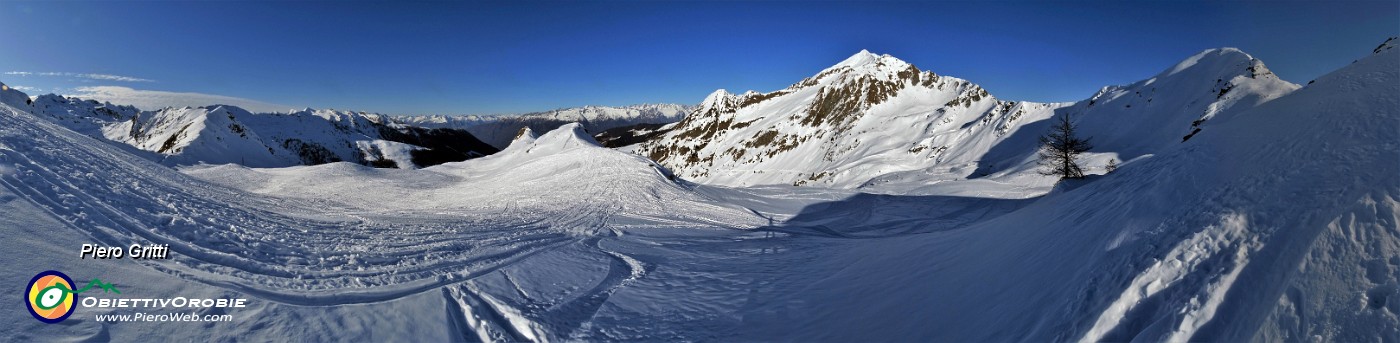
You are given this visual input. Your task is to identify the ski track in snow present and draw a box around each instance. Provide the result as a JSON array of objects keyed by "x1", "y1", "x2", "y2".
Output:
[
  {"x1": 0, "y1": 104, "x2": 794, "y2": 341},
  {"x1": 0, "y1": 105, "x2": 621, "y2": 304},
  {"x1": 1080, "y1": 213, "x2": 1261, "y2": 343}
]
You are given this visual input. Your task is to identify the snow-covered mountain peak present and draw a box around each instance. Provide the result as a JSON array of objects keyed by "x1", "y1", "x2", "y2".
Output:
[
  {"x1": 533, "y1": 122, "x2": 601, "y2": 149},
  {"x1": 803, "y1": 50, "x2": 921, "y2": 88},
  {"x1": 700, "y1": 88, "x2": 737, "y2": 107},
  {"x1": 831, "y1": 49, "x2": 910, "y2": 69},
  {"x1": 1162, "y1": 47, "x2": 1279, "y2": 81},
  {"x1": 638, "y1": 49, "x2": 1020, "y2": 189},
  {"x1": 688, "y1": 88, "x2": 746, "y2": 119},
  {"x1": 1088, "y1": 47, "x2": 1297, "y2": 112},
  {"x1": 208, "y1": 104, "x2": 251, "y2": 118},
  {"x1": 514, "y1": 126, "x2": 537, "y2": 141},
  {"x1": 1062, "y1": 47, "x2": 1300, "y2": 163},
  {"x1": 285, "y1": 107, "x2": 385, "y2": 130},
  {"x1": 496, "y1": 127, "x2": 539, "y2": 154},
  {"x1": 834, "y1": 49, "x2": 880, "y2": 68}
]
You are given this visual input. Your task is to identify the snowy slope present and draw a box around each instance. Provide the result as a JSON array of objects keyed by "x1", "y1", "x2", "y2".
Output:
[
  {"x1": 0, "y1": 101, "x2": 765, "y2": 340},
  {"x1": 730, "y1": 41, "x2": 1398, "y2": 342},
  {"x1": 398, "y1": 104, "x2": 690, "y2": 149},
  {"x1": 1071, "y1": 48, "x2": 1299, "y2": 158},
  {"x1": 120, "y1": 105, "x2": 304, "y2": 167},
  {"x1": 185, "y1": 123, "x2": 762, "y2": 231},
  {"x1": 637, "y1": 49, "x2": 1296, "y2": 192}
]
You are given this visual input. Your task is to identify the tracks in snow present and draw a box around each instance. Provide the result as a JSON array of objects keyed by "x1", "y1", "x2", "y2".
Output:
[{"x1": 1, "y1": 103, "x2": 662, "y2": 341}]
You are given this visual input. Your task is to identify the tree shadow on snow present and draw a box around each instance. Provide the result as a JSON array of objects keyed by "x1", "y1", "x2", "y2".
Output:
[{"x1": 752, "y1": 192, "x2": 1041, "y2": 239}]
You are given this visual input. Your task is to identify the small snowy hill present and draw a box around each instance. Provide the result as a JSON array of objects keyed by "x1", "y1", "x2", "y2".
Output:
[
  {"x1": 0, "y1": 90, "x2": 498, "y2": 168},
  {"x1": 0, "y1": 82, "x2": 33, "y2": 108},
  {"x1": 636, "y1": 49, "x2": 1297, "y2": 192},
  {"x1": 186, "y1": 122, "x2": 763, "y2": 232},
  {"x1": 429, "y1": 123, "x2": 761, "y2": 229},
  {"x1": 398, "y1": 103, "x2": 690, "y2": 149}
]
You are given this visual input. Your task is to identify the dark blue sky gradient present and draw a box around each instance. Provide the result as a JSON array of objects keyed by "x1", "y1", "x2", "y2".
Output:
[{"x1": 1, "y1": 1, "x2": 1395, "y2": 115}]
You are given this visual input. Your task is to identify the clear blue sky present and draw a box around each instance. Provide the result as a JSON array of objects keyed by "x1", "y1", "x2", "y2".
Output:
[{"x1": 1, "y1": 1, "x2": 1395, "y2": 115}]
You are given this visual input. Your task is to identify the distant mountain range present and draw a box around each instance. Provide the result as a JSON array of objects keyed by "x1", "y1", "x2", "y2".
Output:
[
  {"x1": 397, "y1": 104, "x2": 690, "y2": 149},
  {"x1": 0, "y1": 84, "x2": 691, "y2": 169},
  {"x1": 0, "y1": 91, "x2": 499, "y2": 169}
]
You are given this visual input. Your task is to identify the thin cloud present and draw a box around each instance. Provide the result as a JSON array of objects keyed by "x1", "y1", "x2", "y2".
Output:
[
  {"x1": 5, "y1": 71, "x2": 155, "y2": 83},
  {"x1": 66, "y1": 86, "x2": 295, "y2": 114}
]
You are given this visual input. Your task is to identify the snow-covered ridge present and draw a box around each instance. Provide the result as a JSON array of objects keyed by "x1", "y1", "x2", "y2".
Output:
[
  {"x1": 396, "y1": 103, "x2": 691, "y2": 149},
  {"x1": 0, "y1": 81, "x2": 682, "y2": 170},
  {"x1": 0, "y1": 82, "x2": 31, "y2": 108},
  {"x1": 0, "y1": 90, "x2": 498, "y2": 168},
  {"x1": 637, "y1": 48, "x2": 1298, "y2": 192},
  {"x1": 1076, "y1": 47, "x2": 1298, "y2": 156}
]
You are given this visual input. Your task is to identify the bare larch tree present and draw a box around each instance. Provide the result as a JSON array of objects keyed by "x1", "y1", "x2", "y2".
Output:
[{"x1": 1038, "y1": 113, "x2": 1093, "y2": 179}]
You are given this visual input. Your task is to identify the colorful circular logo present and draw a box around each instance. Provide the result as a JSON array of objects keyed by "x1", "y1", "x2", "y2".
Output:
[{"x1": 26, "y1": 270, "x2": 76, "y2": 323}]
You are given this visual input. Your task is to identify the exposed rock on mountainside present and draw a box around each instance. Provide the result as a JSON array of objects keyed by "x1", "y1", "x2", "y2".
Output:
[
  {"x1": 636, "y1": 49, "x2": 1297, "y2": 192},
  {"x1": 593, "y1": 122, "x2": 675, "y2": 149}
]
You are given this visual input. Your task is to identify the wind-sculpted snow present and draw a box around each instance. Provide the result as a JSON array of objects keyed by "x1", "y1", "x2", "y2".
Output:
[{"x1": 1080, "y1": 213, "x2": 1259, "y2": 342}]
